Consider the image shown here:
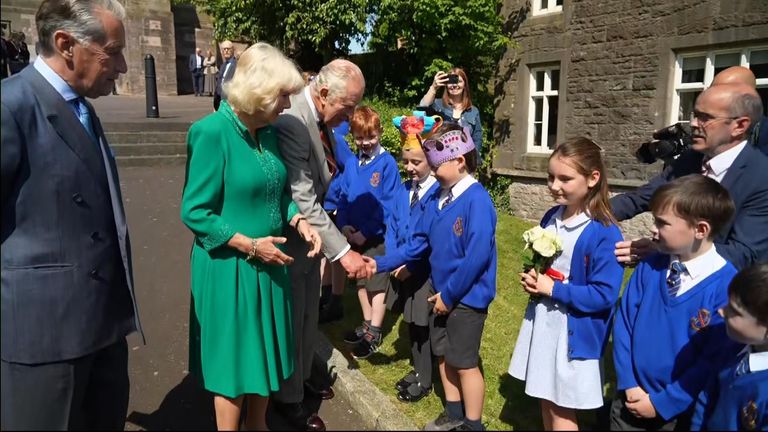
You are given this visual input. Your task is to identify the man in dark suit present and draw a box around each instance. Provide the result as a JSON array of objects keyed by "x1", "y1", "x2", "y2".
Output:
[
  {"x1": 213, "y1": 40, "x2": 236, "y2": 111},
  {"x1": 273, "y1": 59, "x2": 372, "y2": 431},
  {"x1": 188, "y1": 47, "x2": 204, "y2": 96},
  {"x1": 0, "y1": 0, "x2": 142, "y2": 429},
  {"x1": 611, "y1": 83, "x2": 768, "y2": 270}
]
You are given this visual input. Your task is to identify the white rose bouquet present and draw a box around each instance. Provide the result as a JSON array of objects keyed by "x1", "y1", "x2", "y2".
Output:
[{"x1": 521, "y1": 226, "x2": 563, "y2": 276}]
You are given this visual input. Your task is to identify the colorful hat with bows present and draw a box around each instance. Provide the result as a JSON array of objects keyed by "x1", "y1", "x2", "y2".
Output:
[
  {"x1": 392, "y1": 111, "x2": 443, "y2": 152},
  {"x1": 422, "y1": 127, "x2": 476, "y2": 167}
]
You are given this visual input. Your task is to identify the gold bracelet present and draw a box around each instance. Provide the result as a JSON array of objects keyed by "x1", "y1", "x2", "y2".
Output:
[{"x1": 247, "y1": 238, "x2": 258, "y2": 261}]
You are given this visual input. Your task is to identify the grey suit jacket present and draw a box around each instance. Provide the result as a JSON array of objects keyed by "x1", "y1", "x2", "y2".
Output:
[
  {"x1": 275, "y1": 91, "x2": 349, "y2": 270},
  {"x1": 1, "y1": 66, "x2": 143, "y2": 364}
]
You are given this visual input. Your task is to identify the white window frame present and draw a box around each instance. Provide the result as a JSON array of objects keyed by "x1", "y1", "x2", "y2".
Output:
[
  {"x1": 532, "y1": 0, "x2": 563, "y2": 16},
  {"x1": 670, "y1": 46, "x2": 768, "y2": 124},
  {"x1": 527, "y1": 66, "x2": 560, "y2": 153}
]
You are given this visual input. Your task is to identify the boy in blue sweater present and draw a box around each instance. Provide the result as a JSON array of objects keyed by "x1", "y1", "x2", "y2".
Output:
[
  {"x1": 336, "y1": 106, "x2": 400, "y2": 359},
  {"x1": 366, "y1": 123, "x2": 497, "y2": 431},
  {"x1": 691, "y1": 263, "x2": 768, "y2": 431},
  {"x1": 612, "y1": 175, "x2": 743, "y2": 430}
]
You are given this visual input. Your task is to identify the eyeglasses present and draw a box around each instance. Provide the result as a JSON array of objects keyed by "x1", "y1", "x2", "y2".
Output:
[
  {"x1": 690, "y1": 110, "x2": 740, "y2": 125},
  {"x1": 222, "y1": 47, "x2": 233, "y2": 51}
]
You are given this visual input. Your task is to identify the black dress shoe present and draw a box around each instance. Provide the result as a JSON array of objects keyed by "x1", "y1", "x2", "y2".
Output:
[
  {"x1": 306, "y1": 413, "x2": 326, "y2": 431},
  {"x1": 397, "y1": 383, "x2": 432, "y2": 403},
  {"x1": 395, "y1": 370, "x2": 417, "y2": 392},
  {"x1": 272, "y1": 400, "x2": 308, "y2": 428},
  {"x1": 305, "y1": 381, "x2": 335, "y2": 400}
]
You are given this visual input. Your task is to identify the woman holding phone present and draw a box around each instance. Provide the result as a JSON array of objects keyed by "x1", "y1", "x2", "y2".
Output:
[{"x1": 418, "y1": 67, "x2": 483, "y2": 159}]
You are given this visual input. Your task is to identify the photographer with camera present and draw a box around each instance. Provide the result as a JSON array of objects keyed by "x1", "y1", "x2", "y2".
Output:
[
  {"x1": 610, "y1": 83, "x2": 768, "y2": 270},
  {"x1": 419, "y1": 67, "x2": 483, "y2": 159}
]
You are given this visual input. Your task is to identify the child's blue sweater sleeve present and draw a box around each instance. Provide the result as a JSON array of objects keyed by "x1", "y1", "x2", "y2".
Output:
[
  {"x1": 550, "y1": 226, "x2": 624, "y2": 313},
  {"x1": 384, "y1": 189, "x2": 404, "y2": 254},
  {"x1": 613, "y1": 264, "x2": 644, "y2": 391},
  {"x1": 375, "y1": 201, "x2": 432, "y2": 273},
  {"x1": 690, "y1": 372, "x2": 719, "y2": 431},
  {"x1": 440, "y1": 197, "x2": 496, "y2": 309}
]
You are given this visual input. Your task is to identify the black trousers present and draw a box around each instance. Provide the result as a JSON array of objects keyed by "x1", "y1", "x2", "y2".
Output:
[
  {"x1": 1, "y1": 339, "x2": 129, "y2": 431},
  {"x1": 409, "y1": 323, "x2": 432, "y2": 388},
  {"x1": 191, "y1": 69, "x2": 204, "y2": 95}
]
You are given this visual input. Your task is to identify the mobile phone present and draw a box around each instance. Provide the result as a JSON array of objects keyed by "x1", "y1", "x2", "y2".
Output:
[{"x1": 446, "y1": 74, "x2": 460, "y2": 84}]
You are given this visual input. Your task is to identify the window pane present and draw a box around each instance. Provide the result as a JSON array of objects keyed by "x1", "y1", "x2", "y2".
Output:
[
  {"x1": 533, "y1": 123, "x2": 542, "y2": 148},
  {"x1": 556, "y1": 0, "x2": 563, "y2": 5},
  {"x1": 550, "y1": 69, "x2": 560, "y2": 91},
  {"x1": 681, "y1": 56, "x2": 705, "y2": 84},
  {"x1": 714, "y1": 52, "x2": 741, "y2": 76},
  {"x1": 750, "y1": 50, "x2": 768, "y2": 80},
  {"x1": 547, "y1": 95, "x2": 559, "y2": 149},
  {"x1": 678, "y1": 90, "x2": 700, "y2": 122},
  {"x1": 540, "y1": 0, "x2": 548, "y2": 10},
  {"x1": 534, "y1": 97, "x2": 543, "y2": 122},
  {"x1": 535, "y1": 71, "x2": 545, "y2": 92}
]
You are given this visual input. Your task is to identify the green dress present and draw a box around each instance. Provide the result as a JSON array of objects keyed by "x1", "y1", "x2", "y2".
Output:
[{"x1": 180, "y1": 101, "x2": 299, "y2": 398}]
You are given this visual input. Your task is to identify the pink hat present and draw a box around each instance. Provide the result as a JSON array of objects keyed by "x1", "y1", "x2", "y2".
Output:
[{"x1": 422, "y1": 127, "x2": 476, "y2": 167}]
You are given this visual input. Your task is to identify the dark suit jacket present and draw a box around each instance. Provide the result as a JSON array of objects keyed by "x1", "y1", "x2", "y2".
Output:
[
  {"x1": 1, "y1": 66, "x2": 142, "y2": 364},
  {"x1": 188, "y1": 53, "x2": 203, "y2": 73},
  {"x1": 610, "y1": 144, "x2": 768, "y2": 270},
  {"x1": 215, "y1": 58, "x2": 237, "y2": 98}
]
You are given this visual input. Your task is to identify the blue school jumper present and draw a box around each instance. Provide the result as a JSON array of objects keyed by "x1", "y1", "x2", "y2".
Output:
[
  {"x1": 692, "y1": 354, "x2": 768, "y2": 430},
  {"x1": 335, "y1": 150, "x2": 400, "y2": 241},
  {"x1": 539, "y1": 206, "x2": 625, "y2": 360},
  {"x1": 323, "y1": 121, "x2": 354, "y2": 212},
  {"x1": 375, "y1": 182, "x2": 497, "y2": 310},
  {"x1": 384, "y1": 179, "x2": 441, "y2": 286},
  {"x1": 613, "y1": 253, "x2": 741, "y2": 421}
]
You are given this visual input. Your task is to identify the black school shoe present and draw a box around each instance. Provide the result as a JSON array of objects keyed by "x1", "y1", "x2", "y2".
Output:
[
  {"x1": 343, "y1": 322, "x2": 369, "y2": 344},
  {"x1": 395, "y1": 370, "x2": 417, "y2": 392},
  {"x1": 397, "y1": 382, "x2": 432, "y2": 403},
  {"x1": 351, "y1": 331, "x2": 381, "y2": 359}
]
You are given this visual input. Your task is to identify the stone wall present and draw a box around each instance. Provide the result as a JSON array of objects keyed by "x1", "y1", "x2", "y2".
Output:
[{"x1": 494, "y1": 0, "x2": 768, "y2": 233}]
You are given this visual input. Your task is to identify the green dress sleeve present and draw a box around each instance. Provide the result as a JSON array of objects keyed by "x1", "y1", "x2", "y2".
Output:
[
  {"x1": 282, "y1": 193, "x2": 300, "y2": 225},
  {"x1": 180, "y1": 120, "x2": 236, "y2": 251}
]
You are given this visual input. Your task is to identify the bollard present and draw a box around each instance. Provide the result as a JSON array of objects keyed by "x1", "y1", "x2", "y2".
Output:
[{"x1": 144, "y1": 54, "x2": 159, "y2": 118}]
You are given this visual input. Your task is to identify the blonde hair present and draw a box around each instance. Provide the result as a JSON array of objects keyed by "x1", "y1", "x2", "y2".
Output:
[
  {"x1": 223, "y1": 42, "x2": 304, "y2": 116},
  {"x1": 310, "y1": 59, "x2": 365, "y2": 102}
]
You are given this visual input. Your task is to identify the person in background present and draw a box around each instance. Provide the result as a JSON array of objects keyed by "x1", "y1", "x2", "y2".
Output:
[
  {"x1": 691, "y1": 263, "x2": 768, "y2": 431},
  {"x1": 188, "y1": 47, "x2": 204, "y2": 97},
  {"x1": 0, "y1": 28, "x2": 9, "y2": 79},
  {"x1": 8, "y1": 31, "x2": 30, "y2": 74},
  {"x1": 214, "y1": 40, "x2": 236, "y2": 111},
  {"x1": 1, "y1": 0, "x2": 142, "y2": 428},
  {"x1": 419, "y1": 67, "x2": 483, "y2": 160},
  {"x1": 711, "y1": 65, "x2": 767, "y2": 155},
  {"x1": 203, "y1": 48, "x2": 217, "y2": 97},
  {"x1": 180, "y1": 42, "x2": 321, "y2": 431}
]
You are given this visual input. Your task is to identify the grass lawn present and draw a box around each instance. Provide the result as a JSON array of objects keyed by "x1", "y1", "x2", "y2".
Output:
[{"x1": 320, "y1": 214, "x2": 633, "y2": 430}]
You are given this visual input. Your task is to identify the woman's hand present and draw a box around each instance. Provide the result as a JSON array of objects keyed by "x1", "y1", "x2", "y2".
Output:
[
  {"x1": 519, "y1": 268, "x2": 554, "y2": 297},
  {"x1": 297, "y1": 220, "x2": 322, "y2": 258},
  {"x1": 432, "y1": 71, "x2": 448, "y2": 90},
  {"x1": 228, "y1": 233, "x2": 294, "y2": 265}
]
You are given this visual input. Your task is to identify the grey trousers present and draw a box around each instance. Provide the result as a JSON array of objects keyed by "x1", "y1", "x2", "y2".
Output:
[
  {"x1": 1, "y1": 339, "x2": 129, "y2": 431},
  {"x1": 274, "y1": 253, "x2": 321, "y2": 404}
]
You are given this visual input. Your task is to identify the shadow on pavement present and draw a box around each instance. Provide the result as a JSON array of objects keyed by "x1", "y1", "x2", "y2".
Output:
[{"x1": 127, "y1": 374, "x2": 215, "y2": 431}]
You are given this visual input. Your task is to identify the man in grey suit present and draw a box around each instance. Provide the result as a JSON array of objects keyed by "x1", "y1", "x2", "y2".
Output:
[
  {"x1": 213, "y1": 40, "x2": 236, "y2": 111},
  {"x1": 273, "y1": 59, "x2": 372, "y2": 430},
  {"x1": 1, "y1": 0, "x2": 142, "y2": 429}
]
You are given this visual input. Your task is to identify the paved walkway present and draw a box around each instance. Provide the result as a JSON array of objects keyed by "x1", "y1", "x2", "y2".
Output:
[
  {"x1": 91, "y1": 94, "x2": 213, "y2": 125},
  {"x1": 119, "y1": 165, "x2": 364, "y2": 431}
]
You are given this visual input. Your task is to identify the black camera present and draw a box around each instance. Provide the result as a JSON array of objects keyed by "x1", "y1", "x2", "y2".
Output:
[
  {"x1": 446, "y1": 74, "x2": 460, "y2": 84},
  {"x1": 635, "y1": 122, "x2": 693, "y2": 164}
]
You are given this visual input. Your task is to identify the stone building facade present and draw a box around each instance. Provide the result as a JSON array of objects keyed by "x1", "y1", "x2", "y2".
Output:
[
  {"x1": 493, "y1": 0, "x2": 768, "y2": 237},
  {"x1": 0, "y1": 0, "x2": 216, "y2": 96}
]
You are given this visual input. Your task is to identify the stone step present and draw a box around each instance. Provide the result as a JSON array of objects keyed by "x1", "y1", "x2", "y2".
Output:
[
  {"x1": 105, "y1": 131, "x2": 188, "y2": 145},
  {"x1": 116, "y1": 155, "x2": 186, "y2": 168},
  {"x1": 102, "y1": 122, "x2": 192, "y2": 133},
  {"x1": 112, "y1": 143, "x2": 187, "y2": 157}
]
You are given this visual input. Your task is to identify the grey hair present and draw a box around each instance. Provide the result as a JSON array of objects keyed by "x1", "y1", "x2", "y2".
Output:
[
  {"x1": 36, "y1": 0, "x2": 125, "y2": 57},
  {"x1": 729, "y1": 91, "x2": 764, "y2": 135},
  {"x1": 311, "y1": 59, "x2": 365, "y2": 102}
]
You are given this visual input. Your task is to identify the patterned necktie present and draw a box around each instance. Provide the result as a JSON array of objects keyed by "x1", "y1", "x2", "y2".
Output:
[
  {"x1": 735, "y1": 353, "x2": 751, "y2": 376},
  {"x1": 410, "y1": 181, "x2": 421, "y2": 208},
  {"x1": 360, "y1": 153, "x2": 370, "y2": 167},
  {"x1": 667, "y1": 261, "x2": 686, "y2": 297},
  {"x1": 72, "y1": 97, "x2": 97, "y2": 142},
  {"x1": 318, "y1": 123, "x2": 337, "y2": 176},
  {"x1": 701, "y1": 157, "x2": 713, "y2": 177},
  {"x1": 441, "y1": 189, "x2": 453, "y2": 209}
]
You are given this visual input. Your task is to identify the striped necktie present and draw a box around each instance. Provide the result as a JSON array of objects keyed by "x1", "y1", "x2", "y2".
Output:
[
  {"x1": 318, "y1": 123, "x2": 337, "y2": 176},
  {"x1": 735, "y1": 353, "x2": 751, "y2": 376},
  {"x1": 72, "y1": 97, "x2": 97, "y2": 142},
  {"x1": 441, "y1": 189, "x2": 453, "y2": 209},
  {"x1": 410, "y1": 181, "x2": 421, "y2": 208},
  {"x1": 360, "y1": 153, "x2": 370, "y2": 166},
  {"x1": 701, "y1": 157, "x2": 713, "y2": 177},
  {"x1": 667, "y1": 261, "x2": 686, "y2": 297}
]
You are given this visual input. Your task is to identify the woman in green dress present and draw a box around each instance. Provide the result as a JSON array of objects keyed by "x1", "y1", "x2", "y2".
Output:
[{"x1": 180, "y1": 42, "x2": 321, "y2": 431}]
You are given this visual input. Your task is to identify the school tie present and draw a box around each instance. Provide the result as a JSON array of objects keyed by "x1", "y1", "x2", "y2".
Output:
[
  {"x1": 410, "y1": 181, "x2": 421, "y2": 208},
  {"x1": 441, "y1": 189, "x2": 453, "y2": 209},
  {"x1": 318, "y1": 122, "x2": 337, "y2": 176},
  {"x1": 667, "y1": 261, "x2": 686, "y2": 297},
  {"x1": 360, "y1": 153, "x2": 370, "y2": 167},
  {"x1": 735, "y1": 353, "x2": 751, "y2": 376},
  {"x1": 72, "y1": 97, "x2": 97, "y2": 142}
]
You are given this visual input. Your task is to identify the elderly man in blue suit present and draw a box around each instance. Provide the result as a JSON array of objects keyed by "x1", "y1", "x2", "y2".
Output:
[
  {"x1": 611, "y1": 83, "x2": 768, "y2": 270},
  {"x1": 213, "y1": 40, "x2": 236, "y2": 111},
  {"x1": 1, "y1": 0, "x2": 142, "y2": 429},
  {"x1": 188, "y1": 47, "x2": 205, "y2": 96}
]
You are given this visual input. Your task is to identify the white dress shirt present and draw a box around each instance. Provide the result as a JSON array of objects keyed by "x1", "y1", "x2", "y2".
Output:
[
  {"x1": 668, "y1": 245, "x2": 727, "y2": 297},
  {"x1": 410, "y1": 174, "x2": 437, "y2": 203},
  {"x1": 439, "y1": 175, "x2": 477, "y2": 208},
  {"x1": 704, "y1": 140, "x2": 747, "y2": 183}
]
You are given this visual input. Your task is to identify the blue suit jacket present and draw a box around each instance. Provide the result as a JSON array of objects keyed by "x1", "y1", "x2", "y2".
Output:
[
  {"x1": 188, "y1": 53, "x2": 203, "y2": 73},
  {"x1": 610, "y1": 144, "x2": 768, "y2": 270},
  {"x1": 1, "y1": 66, "x2": 142, "y2": 364},
  {"x1": 215, "y1": 58, "x2": 237, "y2": 98}
]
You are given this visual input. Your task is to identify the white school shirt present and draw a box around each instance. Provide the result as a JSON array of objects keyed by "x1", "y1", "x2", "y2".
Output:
[
  {"x1": 438, "y1": 175, "x2": 477, "y2": 208},
  {"x1": 410, "y1": 175, "x2": 437, "y2": 202},
  {"x1": 668, "y1": 245, "x2": 726, "y2": 297}
]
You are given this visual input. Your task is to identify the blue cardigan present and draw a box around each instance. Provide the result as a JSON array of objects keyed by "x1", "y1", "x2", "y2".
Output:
[
  {"x1": 539, "y1": 206, "x2": 625, "y2": 361},
  {"x1": 691, "y1": 353, "x2": 767, "y2": 431}
]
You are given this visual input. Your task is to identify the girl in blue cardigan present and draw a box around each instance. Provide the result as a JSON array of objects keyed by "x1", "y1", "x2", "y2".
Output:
[{"x1": 509, "y1": 137, "x2": 625, "y2": 430}]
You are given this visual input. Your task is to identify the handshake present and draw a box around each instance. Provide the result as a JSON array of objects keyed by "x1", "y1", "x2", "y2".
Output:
[{"x1": 338, "y1": 250, "x2": 377, "y2": 279}]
